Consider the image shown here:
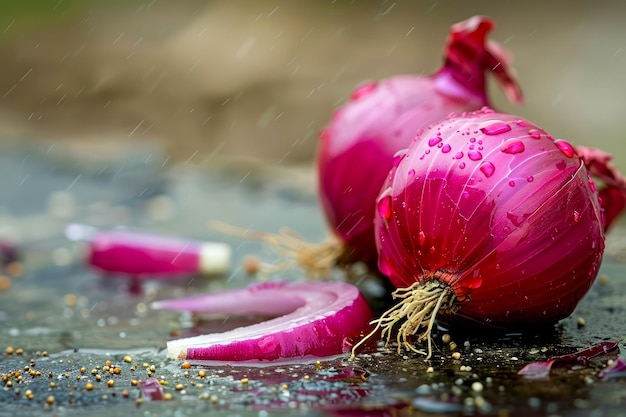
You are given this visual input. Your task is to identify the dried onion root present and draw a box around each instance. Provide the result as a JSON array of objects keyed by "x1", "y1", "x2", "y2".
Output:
[{"x1": 209, "y1": 220, "x2": 345, "y2": 279}]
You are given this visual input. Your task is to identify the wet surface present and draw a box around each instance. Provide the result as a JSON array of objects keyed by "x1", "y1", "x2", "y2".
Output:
[{"x1": 1, "y1": 141, "x2": 626, "y2": 417}]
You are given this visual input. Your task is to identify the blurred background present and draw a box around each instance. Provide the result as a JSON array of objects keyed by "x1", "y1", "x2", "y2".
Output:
[{"x1": 0, "y1": 0, "x2": 625, "y2": 169}]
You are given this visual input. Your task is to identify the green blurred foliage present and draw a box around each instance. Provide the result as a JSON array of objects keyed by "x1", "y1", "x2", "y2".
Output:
[{"x1": 0, "y1": 0, "x2": 81, "y2": 43}]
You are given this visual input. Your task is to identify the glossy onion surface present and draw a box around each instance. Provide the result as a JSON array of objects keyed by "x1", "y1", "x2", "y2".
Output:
[
  {"x1": 317, "y1": 16, "x2": 522, "y2": 267},
  {"x1": 375, "y1": 108, "x2": 604, "y2": 327}
]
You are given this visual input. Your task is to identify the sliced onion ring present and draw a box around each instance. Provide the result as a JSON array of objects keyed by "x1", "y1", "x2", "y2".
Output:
[{"x1": 153, "y1": 281, "x2": 373, "y2": 362}]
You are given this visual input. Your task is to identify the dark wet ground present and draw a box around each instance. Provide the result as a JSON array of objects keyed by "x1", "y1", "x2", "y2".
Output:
[{"x1": 1, "y1": 141, "x2": 626, "y2": 417}]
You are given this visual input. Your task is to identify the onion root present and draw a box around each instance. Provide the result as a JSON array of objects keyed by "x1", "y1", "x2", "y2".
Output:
[
  {"x1": 351, "y1": 280, "x2": 457, "y2": 360},
  {"x1": 209, "y1": 220, "x2": 344, "y2": 279}
]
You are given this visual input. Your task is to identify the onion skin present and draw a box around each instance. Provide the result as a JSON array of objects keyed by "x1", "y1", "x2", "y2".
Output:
[
  {"x1": 317, "y1": 16, "x2": 522, "y2": 267},
  {"x1": 155, "y1": 281, "x2": 373, "y2": 362},
  {"x1": 375, "y1": 108, "x2": 606, "y2": 329}
]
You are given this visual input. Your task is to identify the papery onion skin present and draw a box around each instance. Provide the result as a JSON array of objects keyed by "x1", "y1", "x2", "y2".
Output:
[
  {"x1": 375, "y1": 108, "x2": 605, "y2": 328},
  {"x1": 317, "y1": 16, "x2": 523, "y2": 267}
]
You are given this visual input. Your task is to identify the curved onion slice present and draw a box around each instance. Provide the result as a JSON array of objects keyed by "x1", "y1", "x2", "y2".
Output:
[{"x1": 153, "y1": 281, "x2": 373, "y2": 362}]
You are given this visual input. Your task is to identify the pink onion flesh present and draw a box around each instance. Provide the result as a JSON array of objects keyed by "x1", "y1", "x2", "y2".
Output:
[
  {"x1": 367, "y1": 108, "x2": 623, "y2": 357},
  {"x1": 317, "y1": 15, "x2": 522, "y2": 268},
  {"x1": 154, "y1": 281, "x2": 373, "y2": 362}
]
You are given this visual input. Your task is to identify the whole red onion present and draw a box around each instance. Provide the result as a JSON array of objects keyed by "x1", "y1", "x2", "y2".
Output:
[
  {"x1": 368, "y1": 108, "x2": 619, "y2": 357},
  {"x1": 317, "y1": 16, "x2": 523, "y2": 270}
]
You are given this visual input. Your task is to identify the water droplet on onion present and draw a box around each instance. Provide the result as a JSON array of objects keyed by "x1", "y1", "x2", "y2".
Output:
[
  {"x1": 554, "y1": 140, "x2": 575, "y2": 158},
  {"x1": 468, "y1": 150, "x2": 482, "y2": 161},
  {"x1": 556, "y1": 160, "x2": 567, "y2": 171},
  {"x1": 481, "y1": 122, "x2": 511, "y2": 135},
  {"x1": 408, "y1": 169, "x2": 415, "y2": 177},
  {"x1": 501, "y1": 139, "x2": 525, "y2": 154},
  {"x1": 515, "y1": 120, "x2": 527, "y2": 127},
  {"x1": 479, "y1": 161, "x2": 495, "y2": 177},
  {"x1": 441, "y1": 144, "x2": 452, "y2": 153},
  {"x1": 377, "y1": 195, "x2": 392, "y2": 220},
  {"x1": 527, "y1": 175, "x2": 534, "y2": 182},
  {"x1": 418, "y1": 230, "x2": 426, "y2": 246},
  {"x1": 573, "y1": 210, "x2": 581, "y2": 223},
  {"x1": 455, "y1": 152, "x2": 464, "y2": 159},
  {"x1": 459, "y1": 162, "x2": 466, "y2": 169},
  {"x1": 428, "y1": 137, "x2": 442, "y2": 146},
  {"x1": 508, "y1": 180, "x2": 516, "y2": 187},
  {"x1": 528, "y1": 129, "x2": 541, "y2": 139}
]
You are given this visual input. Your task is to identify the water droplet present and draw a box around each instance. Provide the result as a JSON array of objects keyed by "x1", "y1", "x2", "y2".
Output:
[
  {"x1": 508, "y1": 180, "x2": 516, "y2": 187},
  {"x1": 377, "y1": 195, "x2": 392, "y2": 220},
  {"x1": 428, "y1": 137, "x2": 442, "y2": 146},
  {"x1": 459, "y1": 162, "x2": 466, "y2": 169},
  {"x1": 516, "y1": 120, "x2": 527, "y2": 127},
  {"x1": 470, "y1": 137, "x2": 476, "y2": 143},
  {"x1": 573, "y1": 210, "x2": 581, "y2": 223},
  {"x1": 441, "y1": 144, "x2": 451, "y2": 153},
  {"x1": 392, "y1": 151, "x2": 407, "y2": 167},
  {"x1": 429, "y1": 246, "x2": 436, "y2": 254},
  {"x1": 466, "y1": 270, "x2": 483, "y2": 289},
  {"x1": 479, "y1": 161, "x2": 495, "y2": 178},
  {"x1": 418, "y1": 231, "x2": 426, "y2": 246},
  {"x1": 455, "y1": 152, "x2": 464, "y2": 159},
  {"x1": 408, "y1": 169, "x2": 415, "y2": 177},
  {"x1": 501, "y1": 140, "x2": 525, "y2": 154},
  {"x1": 588, "y1": 177, "x2": 596, "y2": 192},
  {"x1": 554, "y1": 140, "x2": 575, "y2": 158},
  {"x1": 556, "y1": 160, "x2": 567, "y2": 171},
  {"x1": 379, "y1": 255, "x2": 394, "y2": 276},
  {"x1": 468, "y1": 150, "x2": 482, "y2": 161},
  {"x1": 528, "y1": 129, "x2": 541, "y2": 139},
  {"x1": 478, "y1": 140, "x2": 483, "y2": 145},
  {"x1": 469, "y1": 144, "x2": 475, "y2": 150},
  {"x1": 546, "y1": 134, "x2": 554, "y2": 141},
  {"x1": 481, "y1": 122, "x2": 511, "y2": 135},
  {"x1": 437, "y1": 143, "x2": 443, "y2": 148},
  {"x1": 526, "y1": 175, "x2": 534, "y2": 183},
  {"x1": 350, "y1": 81, "x2": 378, "y2": 100}
]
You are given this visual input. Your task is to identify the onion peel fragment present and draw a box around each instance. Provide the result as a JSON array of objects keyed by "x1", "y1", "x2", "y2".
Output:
[{"x1": 153, "y1": 280, "x2": 373, "y2": 362}]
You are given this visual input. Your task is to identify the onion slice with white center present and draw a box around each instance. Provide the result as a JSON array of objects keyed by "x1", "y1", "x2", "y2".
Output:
[{"x1": 153, "y1": 281, "x2": 373, "y2": 362}]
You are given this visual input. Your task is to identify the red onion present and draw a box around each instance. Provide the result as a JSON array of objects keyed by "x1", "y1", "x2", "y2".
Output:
[
  {"x1": 154, "y1": 281, "x2": 372, "y2": 362},
  {"x1": 316, "y1": 16, "x2": 523, "y2": 271},
  {"x1": 363, "y1": 108, "x2": 624, "y2": 358}
]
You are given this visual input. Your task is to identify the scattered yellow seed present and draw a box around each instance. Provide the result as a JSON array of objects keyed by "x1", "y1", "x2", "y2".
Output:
[
  {"x1": 303, "y1": 375, "x2": 310, "y2": 381},
  {"x1": 80, "y1": 367, "x2": 86, "y2": 374},
  {"x1": 240, "y1": 378, "x2": 249, "y2": 384},
  {"x1": 451, "y1": 352, "x2": 461, "y2": 360},
  {"x1": 105, "y1": 360, "x2": 112, "y2": 367},
  {"x1": 49, "y1": 382, "x2": 56, "y2": 388},
  {"x1": 64, "y1": 294, "x2": 77, "y2": 308},
  {"x1": 184, "y1": 371, "x2": 190, "y2": 378},
  {"x1": 91, "y1": 369, "x2": 98, "y2": 376},
  {"x1": 149, "y1": 365, "x2": 156, "y2": 372},
  {"x1": 426, "y1": 366, "x2": 434, "y2": 373},
  {"x1": 449, "y1": 342, "x2": 457, "y2": 351},
  {"x1": 442, "y1": 334, "x2": 451, "y2": 344},
  {"x1": 6, "y1": 346, "x2": 14, "y2": 355},
  {"x1": 136, "y1": 398, "x2": 143, "y2": 406},
  {"x1": 15, "y1": 348, "x2": 23, "y2": 355},
  {"x1": 5, "y1": 381, "x2": 13, "y2": 388},
  {"x1": 281, "y1": 384, "x2": 288, "y2": 390},
  {"x1": 198, "y1": 370, "x2": 206, "y2": 378},
  {"x1": 25, "y1": 389, "x2": 33, "y2": 400},
  {"x1": 85, "y1": 382, "x2": 94, "y2": 391},
  {"x1": 0, "y1": 275, "x2": 11, "y2": 292},
  {"x1": 196, "y1": 383, "x2": 203, "y2": 389},
  {"x1": 107, "y1": 380, "x2": 115, "y2": 388},
  {"x1": 471, "y1": 381, "x2": 484, "y2": 393},
  {"x1": 131, "y1": 380, "x2": 138, "y2": 386},
  {"x1": 175, "y1": 384, "x2": 184, "y2": 391},
  {"x1": 123, "y1": 355, "x2": 132, "y2": 363},
  {"x1": 577, "y1": 317, "x2": 586, "y2": 328},
  {"x1": 158, "y1": 380, "x2": 169, "y2": 386},
  {"x1": 46, "y1": 395, "x2": 55, "y2": 404},
  {"x1": 315, "y1": 361, "x2": 322, "y2": 371},
  {"x1": 95, "y1": 375, "x2": 102, "y2": 382},
  {"x1": 599, "y1": 274, "x2": 609, "y2": 285},
  {"x1": 7, "y1": 261, "x2": 23, "y2": 278},
  {"x1": 242, "y1": 255, "x2": 261, "y2": 275},
  {"x1": 181, "y1": 362, "x2": 191, "y2": 369},
  {"x1": 163, "y1": 393, "x2": 173, "y2": 401},
  {"x1": 122, "y1": 390, "x2": 129, "y2": 398}
]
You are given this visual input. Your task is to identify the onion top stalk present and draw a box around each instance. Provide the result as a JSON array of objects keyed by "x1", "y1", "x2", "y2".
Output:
[
  {"x1": 313, "y1": 15, "x2": 522, "y2": 275},
  {"x1": 354, "y1": 108, "x2": 626, "y2": 359}
]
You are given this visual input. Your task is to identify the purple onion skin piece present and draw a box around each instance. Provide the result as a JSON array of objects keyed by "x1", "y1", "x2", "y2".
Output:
[
  {"x1": 375, "y1": 108, "x2": 606, "y2": 328},
  {"x1": 317, "y1": 15, "x2": 522, "y2": 267}
]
